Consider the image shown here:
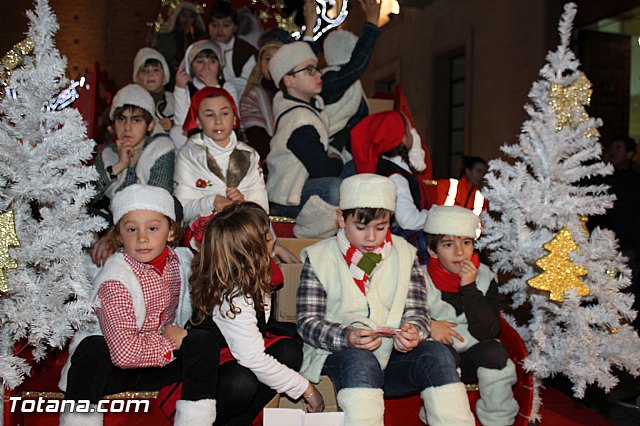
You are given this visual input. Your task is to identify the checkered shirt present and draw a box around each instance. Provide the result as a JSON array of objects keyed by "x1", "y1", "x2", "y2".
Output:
[
  {"x1": 296, "y1": 256, "x2": 431, "y2": 352},
  {"x1": 96, "y1": 248, "x2": 181, "y2": 369}
]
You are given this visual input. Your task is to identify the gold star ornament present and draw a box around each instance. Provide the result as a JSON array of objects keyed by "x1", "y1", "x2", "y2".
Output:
[
  {"x1": 528, "y1": 226, "x2": 589, "y2": 302},
  {"x1": 0, "y1": 209, "x2": 20, "y2": 293}
]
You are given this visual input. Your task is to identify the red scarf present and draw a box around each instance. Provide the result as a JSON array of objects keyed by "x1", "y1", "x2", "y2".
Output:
[
  {"x1": 149, "y1": 246, "x2": 170, "y2": 274},
  {"x1": 427, "y1": 252, "x2": 480, "y2": 293}
]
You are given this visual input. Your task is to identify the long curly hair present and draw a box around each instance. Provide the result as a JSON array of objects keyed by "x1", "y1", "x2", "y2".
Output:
[{"x1": 190, "y1": 202, "x2": 272, "y2": 324}]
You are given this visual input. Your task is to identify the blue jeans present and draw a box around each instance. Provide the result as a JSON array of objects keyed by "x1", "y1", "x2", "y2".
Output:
[
  {"x1": 322, "y1": 341, "x2": 460, "y2": 396},
  {"x1": 270, "y1": 176, "x2": 342, "y2": 218}
]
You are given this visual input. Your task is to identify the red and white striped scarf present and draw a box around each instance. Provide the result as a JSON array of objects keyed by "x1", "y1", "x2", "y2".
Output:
[{"x1": 337, "y1": 228, "x2": 393, "y2": 295}]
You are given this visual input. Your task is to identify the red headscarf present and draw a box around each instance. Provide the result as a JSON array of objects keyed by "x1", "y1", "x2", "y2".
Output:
[
  {"x1": 350, "y1": 111, "x2": 406, "y2": 174},
  {"x1": 182, "y1": 87, "x2": 240, "y2": 133}
]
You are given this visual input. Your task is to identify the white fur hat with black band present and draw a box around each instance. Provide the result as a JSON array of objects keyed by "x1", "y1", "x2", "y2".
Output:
[
  {"x1": 324, "y1": 30, "x2": 358, "y2": 66},
  {"x1": 111, "y1": 184, "x2": 175, "y2": 224},
  {"x1": 268, "y1": 41, "x2": 317, "y2": 87},
  {"x1": 423, "y1": 205, "x2": 480, "y2": 239},
  {"x1": 109, "y1": 83, "x2": 155, "y2": 120},
  {"x1": 132, "y1": 47, "x2": 171, "y2": 86},
  {"x1": 339, "y1": 174, "x2": 396, "y2": 212}
]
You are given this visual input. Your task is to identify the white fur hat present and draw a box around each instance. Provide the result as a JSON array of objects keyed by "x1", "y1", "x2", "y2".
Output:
[
  {"x1": 184, "y1": 40, "x2": 224, "y2": 77},
  {"x1": 323, "y1": 30, "x2": 357, "y2": 66},
  {"x1": 269, "y1": 41, "x2": 317, "y2": 87},
  {"x1": 109, "y1": 84, "x2": 155, "y2": 120},
  {"x1": 340, "y1": 174, "x2": 396, "y2": 212},
  {"x1": 111, "y1": 184, "x2": 175, "y2": 224},
  {"x1": 423, "y1": 205, "x2": 480, "y2": 239},
  {"x1": 132, "y1": 47, "x2": 170, "y2": 86}
]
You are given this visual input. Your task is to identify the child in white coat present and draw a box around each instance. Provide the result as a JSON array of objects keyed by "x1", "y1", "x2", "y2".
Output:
[{"x1": 173, "y1": 87, "x2": 267, "y2": 224}]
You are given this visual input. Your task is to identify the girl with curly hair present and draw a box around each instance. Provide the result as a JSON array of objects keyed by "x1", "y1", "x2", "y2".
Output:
[{"x1": 190, "y1": 202, "x2": 324, "y2": 423}]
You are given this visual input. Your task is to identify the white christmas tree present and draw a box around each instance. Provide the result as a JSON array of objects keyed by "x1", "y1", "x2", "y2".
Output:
[
  {"x1": 0, "y1": 0, "x2": 104, "y2": 399},
  {"x1": 477, "y1": 2, "x2": 640, "y2": 419}
]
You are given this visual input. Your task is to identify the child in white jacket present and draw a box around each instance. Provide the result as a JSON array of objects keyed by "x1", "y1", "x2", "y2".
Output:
[{"x1": 173, "y1": 87, "x2": 267, "y2": 224}]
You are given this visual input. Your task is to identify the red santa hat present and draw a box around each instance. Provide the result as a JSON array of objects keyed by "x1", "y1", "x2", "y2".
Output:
[
  {"x1": 182, "y1": 86, "x2": 240, "y2": 133},
  {"x1": 350, "y1": 111, "x2": 406, "y2": 174}
]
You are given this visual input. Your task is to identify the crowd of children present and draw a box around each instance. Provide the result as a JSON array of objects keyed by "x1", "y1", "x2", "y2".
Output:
[{"x1": 63, "y1": 0, "x2": 524, "y2": 425}]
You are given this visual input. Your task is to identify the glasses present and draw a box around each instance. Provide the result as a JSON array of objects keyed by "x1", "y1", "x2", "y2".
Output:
[{"x1": 288, "y1": 65, "x2": 320, "y2": 77}]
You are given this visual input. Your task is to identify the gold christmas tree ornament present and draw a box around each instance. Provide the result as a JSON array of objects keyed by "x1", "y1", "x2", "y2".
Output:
[
  {"x1": 0, "y1": 209, "x2": 21, "y2": 293},
  {"x1": 528, "y1": 226, "x2": 589, "y2": 302},
  {"x1": 548, "y1": 73, "x2": 599, "y2": 138}
]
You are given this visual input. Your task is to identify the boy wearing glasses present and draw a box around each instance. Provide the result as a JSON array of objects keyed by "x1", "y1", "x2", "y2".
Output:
[{"x1": 265, "y1": 41, "x2": 343, "y2": 238}]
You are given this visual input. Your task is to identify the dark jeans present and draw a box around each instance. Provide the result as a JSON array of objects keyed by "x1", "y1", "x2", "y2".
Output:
[
  {"x1": 65, "y1": 325, "x2": 218, "y2": 403},
  {"x1": 321, "y1": 340, "x2": 460, "y2": 396},
  {"x1": 269, "y1": 176, "x2": 342, "y2": 218}
]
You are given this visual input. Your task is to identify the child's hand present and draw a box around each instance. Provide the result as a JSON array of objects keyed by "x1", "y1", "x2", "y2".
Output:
[
  {"x1": 303, "y1": 384, "x2": 325, "y2": 413},
  {"x1": 159, "y1": 118, "x2": 173, "y2": 132},
  {"x1": 213, "y1": 195, "x2": 232, "y2": 212},
  {"x1": 458, "y1": 260, "x2": 478, "y2": 286},
  {"x1": 346, "y1": 327, "x2": 382, "y2": 351},
  {"x1": 392, "y1": 322, "x2": 421, "y2": 353},
  {"x1": 116, "y1": 139, "x2": 135, "y2": 168},
  {"x1": 175, "y1": 66, "x2": 189, "y2": 88},
  {"x1": 198, "y1": 63, "x2": 219, "y2": 87},
  {"x1": 430, "y1": 320, "x2": 464, "y2": 346},
  {"x1": 225, "y1": 187, "x2": 245, "y2": 203},
  {"x1": 163, "y1": 325, "x2": 187, "y2": 350},
  {"x1": 359, "y1": 0, "x2": 381, "y2": 26},
  {"x1": 90, "y1": 232, "x2": 115, "y2": 267}
]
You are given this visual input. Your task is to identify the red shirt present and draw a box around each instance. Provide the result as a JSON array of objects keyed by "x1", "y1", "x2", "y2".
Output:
[{"x1": 96, "y1": 248, "x2": 181, "y2": 369}]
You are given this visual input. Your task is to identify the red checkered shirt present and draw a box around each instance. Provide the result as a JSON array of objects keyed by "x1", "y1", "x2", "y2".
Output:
[{"x1": 96, "y1": 248, "x2": 181, "y2": 369}]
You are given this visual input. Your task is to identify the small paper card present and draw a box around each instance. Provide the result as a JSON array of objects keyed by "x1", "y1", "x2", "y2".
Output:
[
  {"x1": 374, "y1": 327, "x2": 402, "y2": 337},
  {"x1": 263, "y1": 408, "x2": 345, "y2": 426}
]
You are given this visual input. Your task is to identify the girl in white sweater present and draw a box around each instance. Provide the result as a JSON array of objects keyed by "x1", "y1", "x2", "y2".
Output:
[{"x1": 189, "y1": 202, "x2": 324, "y2": 423}]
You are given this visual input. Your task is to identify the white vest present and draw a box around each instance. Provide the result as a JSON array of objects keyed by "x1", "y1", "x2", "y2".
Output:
[
  {"x1": 101, "y1": 136, "x2": 174, "y2": 200},
  {"x1": 300, "y1": 236, "x2": 416, "y2": 382},
  {"x1": 422, "y1": 262, "x2": 494, "y2": 353},
  {"x1": 266, "y1": 92, "x2": 329, "y2": 206}
]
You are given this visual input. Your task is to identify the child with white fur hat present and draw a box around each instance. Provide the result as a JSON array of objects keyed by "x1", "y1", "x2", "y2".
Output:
[
  {"x1": 60, "y1": 184, "x2": 218, "y2": 426},
  {"x1": 171, "y1": 39, "x2": 239, "y2": 150},
  {"x1": 266, "y1": 41, "x2": 342, "y2": 238},
  {"x1": 90, "y1": 83, "x2": 175, "y2": 266},
  {"x1": 94, "y1": 84, "x2": 175, "y2": 200},
  {"x1": 423, "y1": 205, "x2": 519, "y2": 426},
  {"x1": 296, "y1": 174, "x2": 474, "y2": 426},
  {"x1": 133, "y1": 47, "x2": 175, "y2": 137}
]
